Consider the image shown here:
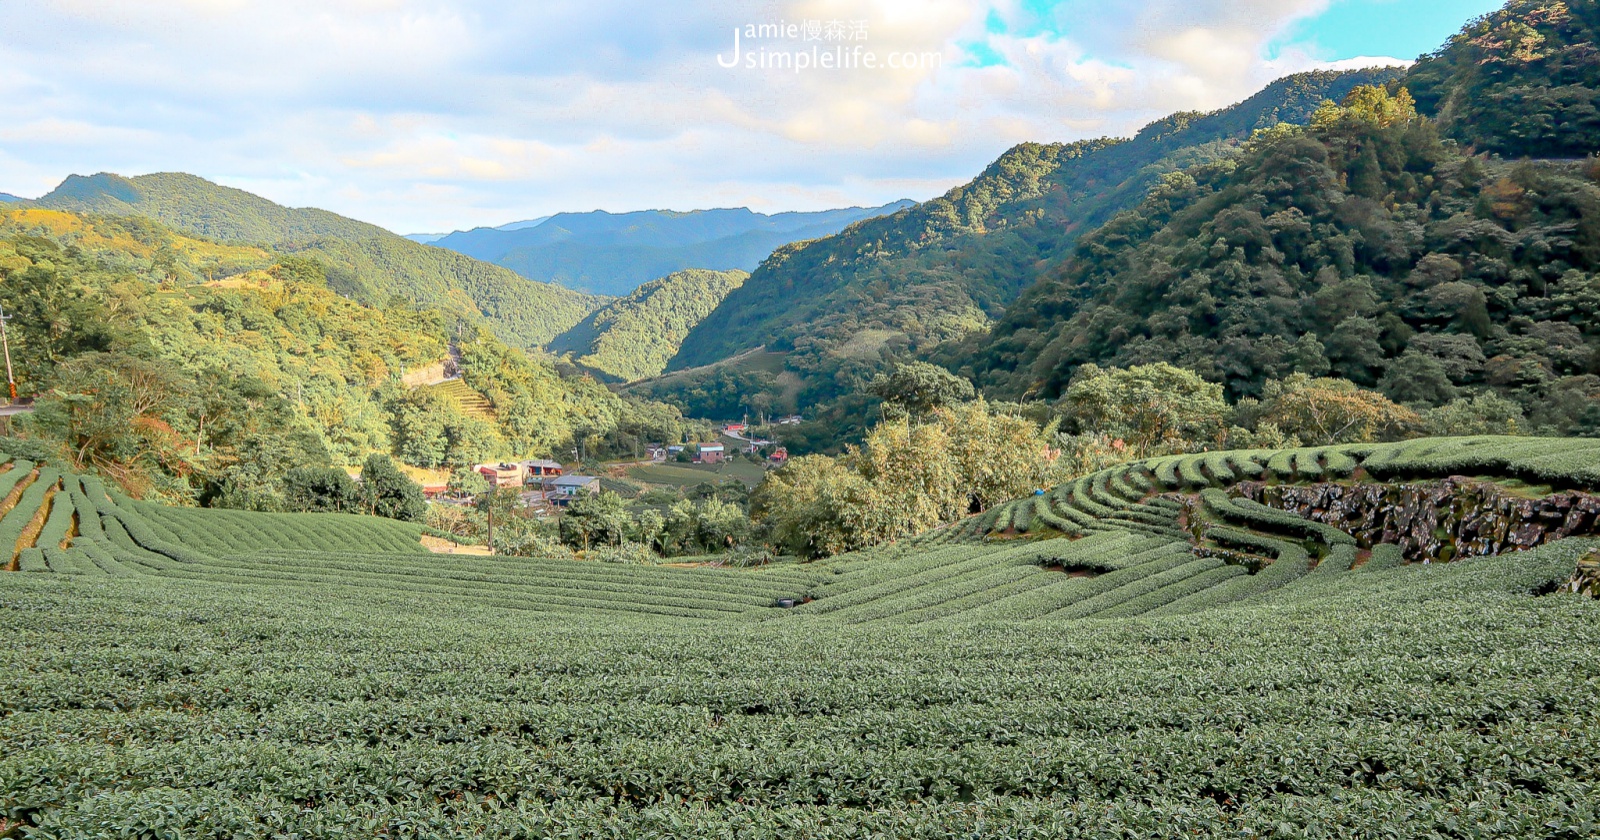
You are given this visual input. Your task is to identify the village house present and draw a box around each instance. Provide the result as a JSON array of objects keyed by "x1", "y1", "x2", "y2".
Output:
[
  {"x1": 768, "y1": 446, "x2": 789, "y2": 465},
  {"x1": 521, "y1": 459, "x2": 564, "y2": 483},
  {"x1": 777, "y1": 415, "x2": 803, "y2": 425},
  {"x1": 476, "y1": 462, "x2": 523, "y2": 488},
  {"x1": 694, "y1": 442, "x2": 726, "y2": 464},
  {"x1": 547, "y1": 475, "x2": 601, "y2": 506},
  {"x1": 420, "y1": 481, "x2": 450, "y2": 500}
]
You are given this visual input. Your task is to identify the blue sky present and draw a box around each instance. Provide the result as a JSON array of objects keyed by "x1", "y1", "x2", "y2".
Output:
[
  {"x1": 972, "y1": 0, "x2": 1504, "y2": 63},
  {"x1": 0, "y1": 1, "x2": 1506, "y2": 233},
  {"x1": 1277, "y1": 0, "x2": 1507, "y2": 61}
]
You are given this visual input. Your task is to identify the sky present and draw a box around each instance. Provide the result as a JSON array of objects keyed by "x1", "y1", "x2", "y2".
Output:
[{"x1": 0, "y1": 0, "x2": 1506, "y2": 234}]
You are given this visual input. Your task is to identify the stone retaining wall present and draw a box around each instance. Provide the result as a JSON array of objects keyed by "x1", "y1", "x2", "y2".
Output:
[{"x1": 1236, "y1": 478, "x2": 1600, "y2": 563}]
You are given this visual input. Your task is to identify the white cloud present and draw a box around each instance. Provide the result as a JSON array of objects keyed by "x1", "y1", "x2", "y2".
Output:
[{"x1": 0, "y1": 0, "x2": 1411, "y2": 231}]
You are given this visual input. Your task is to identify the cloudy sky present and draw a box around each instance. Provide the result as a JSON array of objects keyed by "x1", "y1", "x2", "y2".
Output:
[{"x1": 0, "y1": 0, "x2": 1504, "y2": 233}]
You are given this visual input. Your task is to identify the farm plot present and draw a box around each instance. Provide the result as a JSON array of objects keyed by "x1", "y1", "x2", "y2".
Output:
[{"x1": 1, "y1": 537, "x2": 1596, "y2": 837}]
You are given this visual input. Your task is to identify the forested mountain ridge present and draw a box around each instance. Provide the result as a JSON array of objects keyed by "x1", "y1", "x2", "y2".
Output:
[
  {"x1": 33, "y1": 172, "x2": 603, "y2": 348},
  {"x1": 667, "y1": 67, "x2": 1405, "y2": 401},
  {"x1": 1409, "y1": 0, "x2": 1600, "y2": 159},
  {"x1": 0, "y1": 205, "x2": 699, "y2": 505},
  {"x1": 39, "y1": 172, "x2": 389, "y2": 242},
  {"x1": 428, "y1": 203, "x2": 912, "y2": 296},
  {"x1": 547, "y1": 268, "x2": 749, "y2": 381},
  {"x1": 953, "y1": 0, "x2": 1600, "y2": 435}
]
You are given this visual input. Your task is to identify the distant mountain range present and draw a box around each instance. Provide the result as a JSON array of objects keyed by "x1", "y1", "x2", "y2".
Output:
[
  {"x1": 0, "y1": 193, "x2": 24, "y2": 203},
  {"x1": 421, "y1": 202, "x2": 914, "y2": 296},
  {"x1": 406, "y1": 216, "x2": 553, "y2": 244},
  {"x1": 30, "y1": 172, "x2": 601, "y2": 348}
]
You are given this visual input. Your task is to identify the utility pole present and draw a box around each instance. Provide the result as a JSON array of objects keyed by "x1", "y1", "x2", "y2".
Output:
[{"x1": 0, "y1": 301, "x2": 15, "y2": 402}]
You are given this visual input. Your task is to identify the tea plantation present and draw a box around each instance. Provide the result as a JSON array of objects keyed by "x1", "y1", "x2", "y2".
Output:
[{"x1": 5, "y1": 437, "x2": 1600, "y2": 836}]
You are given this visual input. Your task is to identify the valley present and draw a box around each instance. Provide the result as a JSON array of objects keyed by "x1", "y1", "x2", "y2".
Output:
[{"x1": 2, "y1": 0, "x2": 1600, "y2": 835}]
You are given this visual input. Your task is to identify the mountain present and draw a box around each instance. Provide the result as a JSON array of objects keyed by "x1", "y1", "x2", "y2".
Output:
[
  {"x1": 1408, "y1": 0, "x2": 1600, "y2": 159},
  {"x1": 427, "y1": 202, "x2": 914, "y2": 296},
  {"x1": 0, "y1": 193, "x2": 24, "y2": 203},
  {"x1": 405, "y1": 217, "x2": 552, "y2": 244},
  {"x1": 495, "y1": 216, "x2": 552, "y2": 232},
  {"x1": 547, "y1": 268, "x2": 749, "y2": 381},
  {"x1": 34, "y1": 172, "x2": 602, "y2": 348},
  {"x1": 0, "y1": 204, "x2": 699, "y2": 501},
  {"x1": 956, "y1": 1, "x2": 1600, "y2": 434},
  {"x1": 664, "y1": 68, "x2": 1406, "y2": 397}
]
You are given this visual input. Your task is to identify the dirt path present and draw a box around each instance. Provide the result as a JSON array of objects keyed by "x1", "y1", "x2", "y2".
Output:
[{"x1": 421, "y1": 535, "x2": 492, "y2": 555}]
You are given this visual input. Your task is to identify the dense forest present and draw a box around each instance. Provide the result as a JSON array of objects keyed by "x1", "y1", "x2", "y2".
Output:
[
  {"x1": 0, "y1": 206, "x2": 698, "y2": 507},
  {"x1": 634, "y1": 0, "x2": 1600, "y2": 453},
  {"x1": 33, "y1": 173, "x2": 603, "y2": 347},
  {"x1": 956, "y1": 0, "x2": 1600, "y2": 435},
  {"x1": 650, "y1": 69, "x2": 1407, "y2": 444},
  {"x1": 547, "y1": 268, "x2": 749, "y2": 381},
  {"x1": 668, "y1": 69, "x2": 1404, "y2": 391},
  {"x1": 1410, "y1": 0, "x2": 1600, "y2": 159}
]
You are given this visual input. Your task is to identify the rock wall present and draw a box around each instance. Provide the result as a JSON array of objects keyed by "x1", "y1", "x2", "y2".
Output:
[
  {"x1": 1568, "y1": 550, "x2": 1600, "y2": 597},
  {"x1": 1236, "y1": 478, "x2": 1600, "y2": 563}
]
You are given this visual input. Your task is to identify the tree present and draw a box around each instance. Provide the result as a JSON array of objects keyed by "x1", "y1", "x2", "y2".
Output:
[
  {"x1": 282, "y1": 467, "x2": 362, "y2": 513},
  {"x1": 446, "y1": 466, "x2": 490, "y2": 500},
  {"x1": 1256, "y1": 374, "x2": 1420, "y2": 445},
  {"x1": 0, "y1": 237, "x2": 125, "y2": 390},
  {"x1": 1312, "y1": 84, "x2": 1417, "y2": 132},
  {"x1": 1288, "y1": 333, "x2": 1331, "y2": 377},
  {"x1": 1326, "y1": 317, "x2": 1387, "y2": 385},
  {"x1": 694, "y1": 497, "x2": 752, "y2": 550},
  {"x1": 750, "y1": 455, "x2": 873, "y2": 559},
  {"x1": 849, "y1": 415, "x2": 962, "y2": 538},
  {"x1": 1405, "y1": 334, "x2": 1486, "y2": 383},
  {"x1": 635, "y1": 508, "x2": 666, "y2": 553},
  {"x1": 359, "y1": 453, "x2": 426, "y2": 521},
  {"x1": 1423, "y1": 392, "x2": 1525, "y2": 436},
  {"x1": 1058, "y1": 363, "x2": 1228, "y2": 457},
  {"x1": 560, "y1": 489, "x2": 631, "y2": 550},
  {"x1": 386, "y1": 388, "x2": 451, "y2": 468},
  {"x1": 868, "y1": 361, "x2": 975, "y2": 418},
  {"x1": 936, "y1": 400, "x2": 1061, "y2": 512},
  {"x1": 753, "y1": 399, "x2": 1067, "y2": 557},
  {"x1": 20, "y1": 352, "x2": 195, "y2": 489},
  {"x1": 1379, "y1": 350, "x2": 1459, "y2": 405}
]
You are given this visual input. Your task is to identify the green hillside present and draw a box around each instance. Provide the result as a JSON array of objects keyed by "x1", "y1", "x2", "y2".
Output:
[
  {"x1": 1409, "y1": 0, "x2": 1600, "y2": 158},
  {"x1": 957, "y1": 84, "x2": 1600, "y2": 432},
  {"x1": 955, "y1": 2, "x2": 1600, "y2": 426},
  {"x1": 548, "y1": 268, "x2": 749, "y2": 381},
  {"x1": 5, "y1": 435, "x2": 1600, "y2": 833},
  {"x1": 668, "y1": 67, "x2": 1405, "y2": 391},
  {"x1": 0, "y1": 206, "x2": 692, "y2": 505},
  {"x1": 33, "y1": 172, "x2": 603, "y2": 347}
]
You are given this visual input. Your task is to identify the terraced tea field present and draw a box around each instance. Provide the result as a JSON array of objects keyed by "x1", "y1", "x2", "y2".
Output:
[
  {"x1": 5, "y1": 436, "x2": 1600, "y2": 836},
  {"x1": 426, "y1": 378, "x2": 495, "y2": 419}
]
